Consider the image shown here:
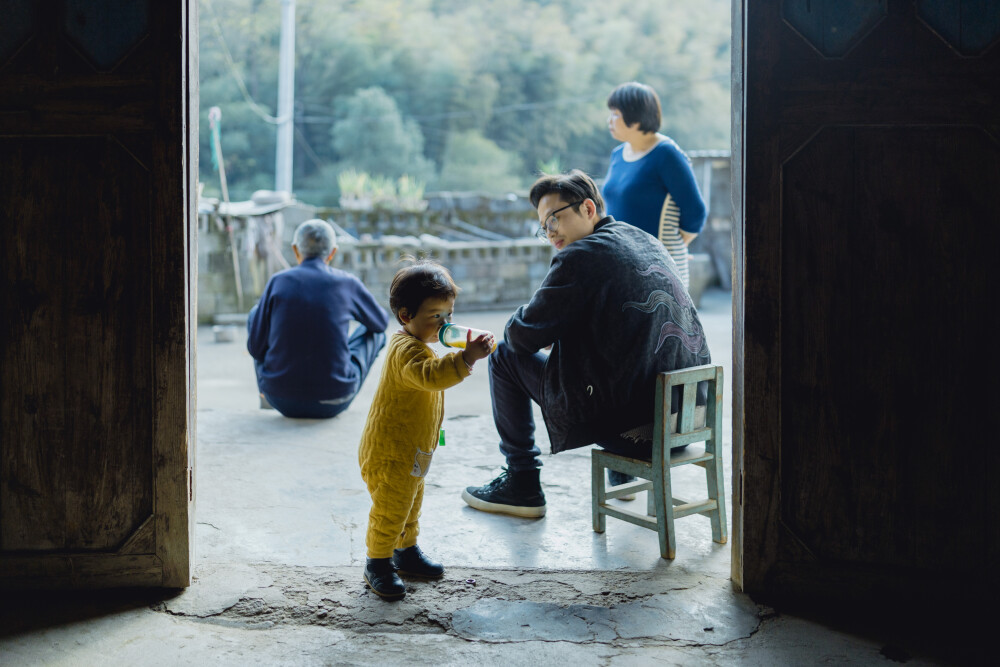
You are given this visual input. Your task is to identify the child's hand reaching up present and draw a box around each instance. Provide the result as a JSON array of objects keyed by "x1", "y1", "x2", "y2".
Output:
[{"x1": 462, "y1": 329, "x2": 495, "y2": 366}]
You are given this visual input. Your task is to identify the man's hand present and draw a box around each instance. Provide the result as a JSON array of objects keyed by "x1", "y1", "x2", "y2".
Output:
[{"x1": 462, "y1": 329, "x2": 495, "y2": 366}]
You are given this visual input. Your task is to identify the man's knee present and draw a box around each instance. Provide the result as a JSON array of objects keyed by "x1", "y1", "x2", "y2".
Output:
[
  {"x1": 489, "y1": 341, "x2": 546, "y2": 385},
  {"x1": 489, "y1": 340, "x2": 515, "y2": 375}
]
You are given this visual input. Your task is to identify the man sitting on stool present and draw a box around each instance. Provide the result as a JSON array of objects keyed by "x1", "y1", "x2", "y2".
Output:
[
  {"x1": 462, "y1": 171, "x2": 710, "y2": 516},
  {"x1": 247, "y1": 219, "x2": 389, "y2": 419}
]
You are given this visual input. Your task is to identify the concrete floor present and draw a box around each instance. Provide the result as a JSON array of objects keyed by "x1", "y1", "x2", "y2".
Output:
[{"x1": 0, "y1": 290, "x2": 974, "y2": 665}]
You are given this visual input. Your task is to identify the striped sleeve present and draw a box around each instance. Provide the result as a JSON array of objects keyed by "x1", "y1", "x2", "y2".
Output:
[{"x1": 658, "y1": 194, "x2": 690, "y2": 289}]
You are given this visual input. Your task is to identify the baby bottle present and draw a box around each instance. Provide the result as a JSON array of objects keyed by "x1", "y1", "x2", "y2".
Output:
[{"x1": 439, "y1": 323, "x2": 498, "y2": 352}]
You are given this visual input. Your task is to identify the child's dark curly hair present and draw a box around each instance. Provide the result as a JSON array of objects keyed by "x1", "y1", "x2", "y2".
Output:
[{"x1": 388, "y1": 257, "x2": 460, "y2": 325}]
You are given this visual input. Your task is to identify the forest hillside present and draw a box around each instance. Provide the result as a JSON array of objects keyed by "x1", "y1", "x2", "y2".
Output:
[{"x1": 199, "y1": 0, "x2": 731, "y2": 202}]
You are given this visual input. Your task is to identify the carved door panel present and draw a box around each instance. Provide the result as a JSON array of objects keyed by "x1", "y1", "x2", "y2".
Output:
[
  {"x1": 0, "y1": 1, "x2": 196, "y2": 588},
  {"x1": 735, "y1": 1, "x2": 1000, "y2": 600}
]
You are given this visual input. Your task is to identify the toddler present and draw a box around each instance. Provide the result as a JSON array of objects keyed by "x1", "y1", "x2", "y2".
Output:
[{"x1": 358, "y1": 259, "x2": 494, "y2": 600}]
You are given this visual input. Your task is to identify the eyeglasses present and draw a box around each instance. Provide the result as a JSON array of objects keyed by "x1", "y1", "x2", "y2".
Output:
[{"x1": 536, "y1": 200, "x2": 583, "y2": 239}]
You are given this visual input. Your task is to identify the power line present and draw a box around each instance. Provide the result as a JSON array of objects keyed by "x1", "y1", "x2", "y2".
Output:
[
  {"x1": 203, "y1": 0, "x2": 728, "y2": 131},
  {"x1": 294, "y1": 125, "x2": 327, "y2": 170},
  {"x1": 295, "y1": 73, "x2": 729, "y2": 126},
  {"x1": 204, "y1": 0, "x2": 289, "y2": 125}
]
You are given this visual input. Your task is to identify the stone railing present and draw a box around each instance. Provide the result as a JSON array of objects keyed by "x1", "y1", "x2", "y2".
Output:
[
  {"x1": 310, "y1": 209, "x2": 537, "y2": 242},
  {"x1": 336, "y1": 237, "x2": 554, "y2": 315},
  {"x1": 197, "y1": 212, "x2": 555, "y2": 322},
  {"x1": 199, "y1": 216, "x2": 716, "y2": 323},
  {"x1": 198, "y1": 153, "x2": 732, "y2": 322}
]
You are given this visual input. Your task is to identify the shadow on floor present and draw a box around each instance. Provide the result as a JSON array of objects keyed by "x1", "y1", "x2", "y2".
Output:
[{"x1": 0, "y1": 588, "x2": 183, "y2": 638}]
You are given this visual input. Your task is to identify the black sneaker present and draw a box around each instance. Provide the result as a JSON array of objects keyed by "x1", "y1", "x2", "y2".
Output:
[
  {"x1": 392, "y1": 545, "x2": 444, "y2": 578},
  {"x1": 462, "y1": 468, "x2": 546, "y2": 518},
  {"x1": 364, "y1": 557, "x2": 406, "y2": 600},
  {"x1": 608, "y1": 469, "x2": 637, "y2": 501}
]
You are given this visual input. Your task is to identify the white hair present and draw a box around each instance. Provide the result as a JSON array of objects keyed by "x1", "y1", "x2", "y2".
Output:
[{"x1": 293, "y1": 219, "x2": 337, "y2": 259}]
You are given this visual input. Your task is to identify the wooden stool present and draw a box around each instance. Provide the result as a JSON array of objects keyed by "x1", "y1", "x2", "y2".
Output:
[{"x1": 592, "y1": 364, "x2": 727, "y2": 559}]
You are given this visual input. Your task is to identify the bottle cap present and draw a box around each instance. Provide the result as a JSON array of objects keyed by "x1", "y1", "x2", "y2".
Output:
[{"x1": 438, "y1": 322, "x2": 456, "y2": 346}]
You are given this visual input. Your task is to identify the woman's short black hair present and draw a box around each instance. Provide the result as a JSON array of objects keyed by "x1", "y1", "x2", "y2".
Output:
[
  {"x1": 389, "y1": 257, "x2": 460, "y2": 325},
  {"x1": 528, "y1": 169, "x2": 605, "y2": 218},
  {"x1": 607, "y1": 81, "x2": 662, "y2": 134}
]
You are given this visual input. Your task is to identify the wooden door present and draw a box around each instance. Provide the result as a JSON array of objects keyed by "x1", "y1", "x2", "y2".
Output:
[
  {"x1": 734, "y1": 0, "x2": 1000, "y2": 602},
  {"x1": 0, "y1": 0, "x2": 196, "y2": 588}
]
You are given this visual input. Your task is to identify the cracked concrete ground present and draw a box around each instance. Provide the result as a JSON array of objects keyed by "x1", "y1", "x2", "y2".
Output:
[{"x1": 0, "y1": 290, "x2": 973, "y2": 665}]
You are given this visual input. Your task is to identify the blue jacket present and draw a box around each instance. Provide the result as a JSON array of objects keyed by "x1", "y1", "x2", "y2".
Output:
[
  {"x1": 505, "y1": 217, "x2": 711, "y2": 453},
  {"x1": 247, "y1": 258, "x2": 389, "y2": 401}
]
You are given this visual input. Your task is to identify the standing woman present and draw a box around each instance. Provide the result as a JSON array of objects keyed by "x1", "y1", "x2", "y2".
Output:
[{"x1": 602, "y1": 82, "x2": 707, "y2": 289}]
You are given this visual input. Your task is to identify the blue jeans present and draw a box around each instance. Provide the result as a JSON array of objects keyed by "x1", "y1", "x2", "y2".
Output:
[
  {"x1": 488, "y1": 341, "x2": 653, "y2": 471},
  {"x1": 254, "y1": 323, "x2": 386, "y2": 419}
]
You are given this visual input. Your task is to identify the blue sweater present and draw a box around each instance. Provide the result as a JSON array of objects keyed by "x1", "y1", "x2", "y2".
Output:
[
  {"x1": 602, "y1": 138, "x2": 707, "y2": 237},
  {"x1": 247, "y1": 258, "x2": 389, "y2": 401}
]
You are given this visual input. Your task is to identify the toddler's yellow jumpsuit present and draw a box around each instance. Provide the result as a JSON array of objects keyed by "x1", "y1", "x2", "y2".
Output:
[{"x1": 358, "y1": 332, "x2": 470, "y2": 558}]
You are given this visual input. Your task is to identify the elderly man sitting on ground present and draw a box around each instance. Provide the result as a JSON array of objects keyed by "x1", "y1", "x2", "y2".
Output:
[{"x1": 247, "y1": 219, "x2": 389, "y2": 419}]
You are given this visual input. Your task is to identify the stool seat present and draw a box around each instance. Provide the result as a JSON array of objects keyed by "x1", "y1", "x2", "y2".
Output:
[
  {"x1": 592, "y1": 365, "x2": 727, "y2": 559},
  {"x1": 619, "y1": 404, "x2": 707, "y2": 442}
]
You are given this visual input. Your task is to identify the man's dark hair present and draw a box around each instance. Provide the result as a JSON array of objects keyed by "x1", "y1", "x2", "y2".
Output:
[
  {"x1": 389, "y1": 257, "x2": 460, "y2": 325},
  {"x1": 528, "y1": 169, "x2": 605, "y2": 218},
  {"x1": 607, "y1": 81, "x2": 662, "y2": 134}
]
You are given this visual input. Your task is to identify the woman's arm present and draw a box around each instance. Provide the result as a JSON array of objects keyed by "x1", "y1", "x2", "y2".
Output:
[{"x1": 657, "y1": 141, "x2": 707, "y2": 239}]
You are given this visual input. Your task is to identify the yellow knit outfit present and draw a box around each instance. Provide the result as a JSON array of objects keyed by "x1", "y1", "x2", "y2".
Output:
[{"x1": 359, "y1": 331, "x2": 471, "y2": 558}]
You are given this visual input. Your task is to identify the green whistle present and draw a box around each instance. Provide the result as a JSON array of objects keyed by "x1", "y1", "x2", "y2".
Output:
[{"x1": 438, "y1": 429, "x2": 446, "y2": 447}]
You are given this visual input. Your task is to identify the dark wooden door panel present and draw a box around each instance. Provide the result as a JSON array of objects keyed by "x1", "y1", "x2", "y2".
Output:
[
  {"x1": 779, "y1": 125, "x2": 997, "y2": 571},
  {"x1": 1, "y1": 136, "x2": 154, "y2": 552},
  {"x1": 737, "y1": 0, "x2": 1000, "y2": 602},
  {"x1": 0, "y1": 1, "x2": 194, "y2": 588}
]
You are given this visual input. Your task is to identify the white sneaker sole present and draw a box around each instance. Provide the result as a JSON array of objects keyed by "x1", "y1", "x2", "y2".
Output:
[{"x1": 461, "y1": 489, "x2": 546, "y2": 518}]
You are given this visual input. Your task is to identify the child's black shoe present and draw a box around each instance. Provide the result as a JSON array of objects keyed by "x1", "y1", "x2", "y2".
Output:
[
  {"x1": 392, "y1": 545, "x2": 444, "y2": 578},
  {"x1": 364, "y1": 557, "x2": 406, "y2": 600}
]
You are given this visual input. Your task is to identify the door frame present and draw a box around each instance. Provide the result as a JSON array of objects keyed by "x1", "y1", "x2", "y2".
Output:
[{"x1": 729, "y1": 0, "x2": 746, "y2": 592}]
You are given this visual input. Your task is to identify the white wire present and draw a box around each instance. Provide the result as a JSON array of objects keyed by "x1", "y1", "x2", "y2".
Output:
[{"x1": 205, "y1": 0, "x2": 290, "y2": 125}]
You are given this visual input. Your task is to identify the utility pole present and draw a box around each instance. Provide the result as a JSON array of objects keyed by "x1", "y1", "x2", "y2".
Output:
[{"x1": 275, "y1": 0, "x2": 296, "y2": 194}]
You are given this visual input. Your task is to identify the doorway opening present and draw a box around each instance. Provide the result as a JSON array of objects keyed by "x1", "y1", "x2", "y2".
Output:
[{"x1": 192, "y1": 0, "x2": 737, "y2": 577}]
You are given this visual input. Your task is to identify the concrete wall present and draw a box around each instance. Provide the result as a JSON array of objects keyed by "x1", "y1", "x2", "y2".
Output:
[
  {"x1": 339, "y1": 238, "x2": 554, "y2": 316},
  {"x1": 688, "y1": 153, "x2": 733, "y2": 290},
  {"x1": 197, "y1": 212, "x2": 554, "y2": 322},
  {"x1": 198, "y1": 154, "x2": 733, "y2": 322}
]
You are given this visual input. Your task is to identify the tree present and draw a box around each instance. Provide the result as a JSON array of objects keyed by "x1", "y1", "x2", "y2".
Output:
[
  {"x1": 330, "y1": 86, "x2": 435, "y2": 182},
  {"x1": 198, "y1": 0, "x2": 732, "y2": 200},
  {"x1": 437, "y1": 131, "x2": 523, "y2": 194}
]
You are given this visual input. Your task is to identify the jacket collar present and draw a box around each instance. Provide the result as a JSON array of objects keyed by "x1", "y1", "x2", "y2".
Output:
[{"x1": 593, "y1": 215, "x2": 616, "y2": 232}]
